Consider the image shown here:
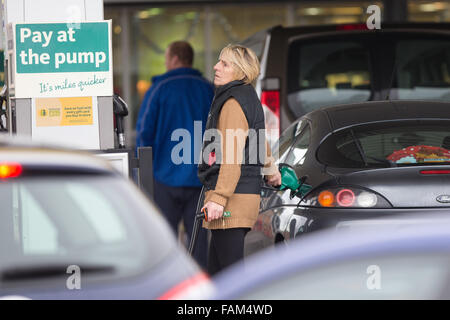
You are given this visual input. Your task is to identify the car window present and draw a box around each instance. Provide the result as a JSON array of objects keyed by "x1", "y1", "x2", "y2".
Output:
[
  {"x1": 20, "y1": 186, "x2": 59, "y2": 255},
  {"x1": 20, "y1": 181, "x2": 128, "y2": 256},
  {"x1": 288, "y1": 40, "x2": 371, "y2": 115},
  {"x1": 283, "y1": 124, "x2": 311, "y2": 167},
  {"x1": 391, "y1": 38, "x2": 450, "y2": 102},
  {"x1": 241, "y1": 253, "x2": 450, "y2": 299},
  {"x1": 66, "y1": 183, "x2": 127, "y2": 243},
  {"x1": 317, "y1": 121, "x2": 450, "y2": 168},
  {"x1": 272, "y1": 119, "x2": 303, "y2": 164},
  {"x1": 0, "y1": 175, "x2": 175, "y2": 281}
]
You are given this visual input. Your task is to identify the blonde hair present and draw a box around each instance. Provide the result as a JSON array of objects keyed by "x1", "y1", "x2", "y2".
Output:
[{"x1": 219, "y1": 44, "x2": 260, "y2": 84}]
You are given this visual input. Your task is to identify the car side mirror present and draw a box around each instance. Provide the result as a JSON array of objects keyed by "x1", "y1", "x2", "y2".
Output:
[{"x1": 279, "y1": 163, "x2": 312, "y2": 199}]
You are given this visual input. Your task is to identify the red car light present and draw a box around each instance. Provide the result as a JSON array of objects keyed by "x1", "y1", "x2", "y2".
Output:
[
  {"x1": 157, "y1": 272, "x2": 212, "y2": 300},
  {"x1": 336, "y1": 24, "x2": 368, "y2": 31},
  {"x1": 261, "y1": 90, "x2": 281, "y2": 144},
  {"x1": 420, "y1": 170, "x2": 450, "y2": 175},
  {"x1": 261, "y1": 90, "x2": 280, "y2": 117},
  {"x1": 0, "y1": 163, "x2": 23, "y2": 179},
  {"x1": 336, "y1": 189, "x2": 356, "y2": 207}
]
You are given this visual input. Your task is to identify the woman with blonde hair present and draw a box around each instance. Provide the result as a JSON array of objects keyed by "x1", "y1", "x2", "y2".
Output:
[{"x1": 198, "y1": 44, "x2": 281, "y2": 275}]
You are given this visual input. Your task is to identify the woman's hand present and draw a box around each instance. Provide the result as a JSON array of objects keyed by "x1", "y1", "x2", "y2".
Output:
[
  {"x1": 265, "y1": 170, "x2": 282, "y2": 187},
  {"x1": 202, "y1": 201, "x2": 224, "y2": 221}
]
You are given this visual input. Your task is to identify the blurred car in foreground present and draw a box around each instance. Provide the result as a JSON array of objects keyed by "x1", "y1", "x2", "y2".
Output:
[
  {"x1": 247, "y1": 100, "x2": 450, "y2": 254},
  {"x1": 242, "y1": 22, "x2": 450, "y2": 144},
  {"x1": 217, "y1": 215, "x2": 450, "y2": 299},
  {"x1": 0, "y1": 139, "x2": 212, "y2": 299}
]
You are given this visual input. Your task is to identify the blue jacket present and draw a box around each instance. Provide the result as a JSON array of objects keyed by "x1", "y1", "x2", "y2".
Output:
[{"x1": 136, "y1": 67, "x2": 214, "y2": 187}]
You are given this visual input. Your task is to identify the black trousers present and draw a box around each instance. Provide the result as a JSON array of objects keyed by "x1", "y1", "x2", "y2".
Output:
[
  {"x1": 208, "y1": 228, "x2": 250, "y2": 276},
  {"x1": 153, "y1": 180, "x2": 208, "y2": 270}
]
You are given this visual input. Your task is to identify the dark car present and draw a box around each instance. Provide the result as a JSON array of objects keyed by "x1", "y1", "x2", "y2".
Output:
[
  {"x1": 245, "y1": 100, "x2": 450, "y2": 255},
  {"x1": 217, "y1": 214, "x2": 450, "y2": 300},
  {"x1": 0, "y1": 139, "x2": 213, "y2": 300},
  {"x1": 241, "y1": 23, "x2": 450, "y2": 145}
]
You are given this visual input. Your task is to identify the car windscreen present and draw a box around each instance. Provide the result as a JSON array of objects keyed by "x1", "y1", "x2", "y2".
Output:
[
  {"x1": 287, "y1": 33, "x2": 450, "y2": 117},
  {"x1": 0, "y1": 174, "x2": 175, "y2": 284},
  {"x1": 390, "y1": 38, "x2": 450, "y2": 102},
  {"x1": 288, "y1": 38, "x2": 372, "y2": 116},
  {"x1": 317, "y1": 120, "x2": 450, "y2": 168}
]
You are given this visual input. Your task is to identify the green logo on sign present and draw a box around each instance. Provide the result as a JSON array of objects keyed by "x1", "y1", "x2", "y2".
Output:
[{"x1": 16, "y1": 22, "x2": 110, "y2": 74}]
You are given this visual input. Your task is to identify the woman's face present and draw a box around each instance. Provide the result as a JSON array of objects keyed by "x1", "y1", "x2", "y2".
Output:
[{"x1": 213, "y1": 53, "x2": 238, "y2": 86}]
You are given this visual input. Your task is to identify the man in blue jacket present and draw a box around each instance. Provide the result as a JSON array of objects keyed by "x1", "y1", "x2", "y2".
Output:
[{"x1": 136, "y1": 41, "x2": 213, "y2": 269}]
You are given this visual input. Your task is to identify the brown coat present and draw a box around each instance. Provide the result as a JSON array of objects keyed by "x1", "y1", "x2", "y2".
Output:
[{"x1": 203, "y1": 98, "x2": 277, "y2": 229}]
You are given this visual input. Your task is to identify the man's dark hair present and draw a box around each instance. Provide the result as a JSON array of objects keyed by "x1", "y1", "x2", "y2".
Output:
[{"x1": 168, "y1": 41, "x2": 194, "y2": 66}]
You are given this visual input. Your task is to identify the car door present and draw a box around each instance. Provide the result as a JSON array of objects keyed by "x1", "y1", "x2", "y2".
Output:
[
  {"x1": 280, "y1": 123, "x2": 313, "y2": 241},
  {"x1": 249, "y1": 122, "x2": 311, "y2": 250},
  {"x1": 247, "y1": 120, "x2": 309, "y2": 255},
  {"x1": 260, "y1": 118, "x2": 306, "y2": 212}
]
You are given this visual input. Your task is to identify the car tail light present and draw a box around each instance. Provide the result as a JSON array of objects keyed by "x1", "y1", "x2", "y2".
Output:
[
  {"x1": 303, "y1": 187, "x2": 391, "y2": 208},
  {"x1": 157, "y1": 272, "x2": 214, "y2": 300},
  {"x1": 336, "y1": 24, "x2": 367, "y2": 31},
  {"x1": 336, "y1": 189, "x2": 355, "y2": 207},
  {"x1": 0, "y1": 163, "x2": 23, "y2": 179},
  {"x1": 318, "y1": 190, "x2": 334, "y2": 207},
  {"x1": 356, "y1": 191, "x2": 378, "y2": 207},
  {"x1": 420, "y1": 170, "x2": 450, "y2": 175},
  {"x1": 261, "y1": 90, "x2": 280, "y2": 118},
  {"x1": 261, "y1": 90, "x2": 280, "y2": 146}
]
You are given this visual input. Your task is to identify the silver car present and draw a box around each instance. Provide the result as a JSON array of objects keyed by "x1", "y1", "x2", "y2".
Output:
[{"x1": 0, "y1": 139, "x2": 213, "y2": 299}]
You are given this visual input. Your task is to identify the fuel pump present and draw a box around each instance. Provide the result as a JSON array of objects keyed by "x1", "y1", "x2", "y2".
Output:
[
  {"x1": 0, "y1": 0, "x2": 152, "y2": 194},
  {"x1": 2, "y1": 0, "x2": 115, "y2": 149}
]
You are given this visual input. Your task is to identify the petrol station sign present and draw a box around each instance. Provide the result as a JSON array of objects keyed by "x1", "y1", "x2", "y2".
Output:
[{"x1": 11, "y1": 21, "x2": 113, "y2": 98}]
